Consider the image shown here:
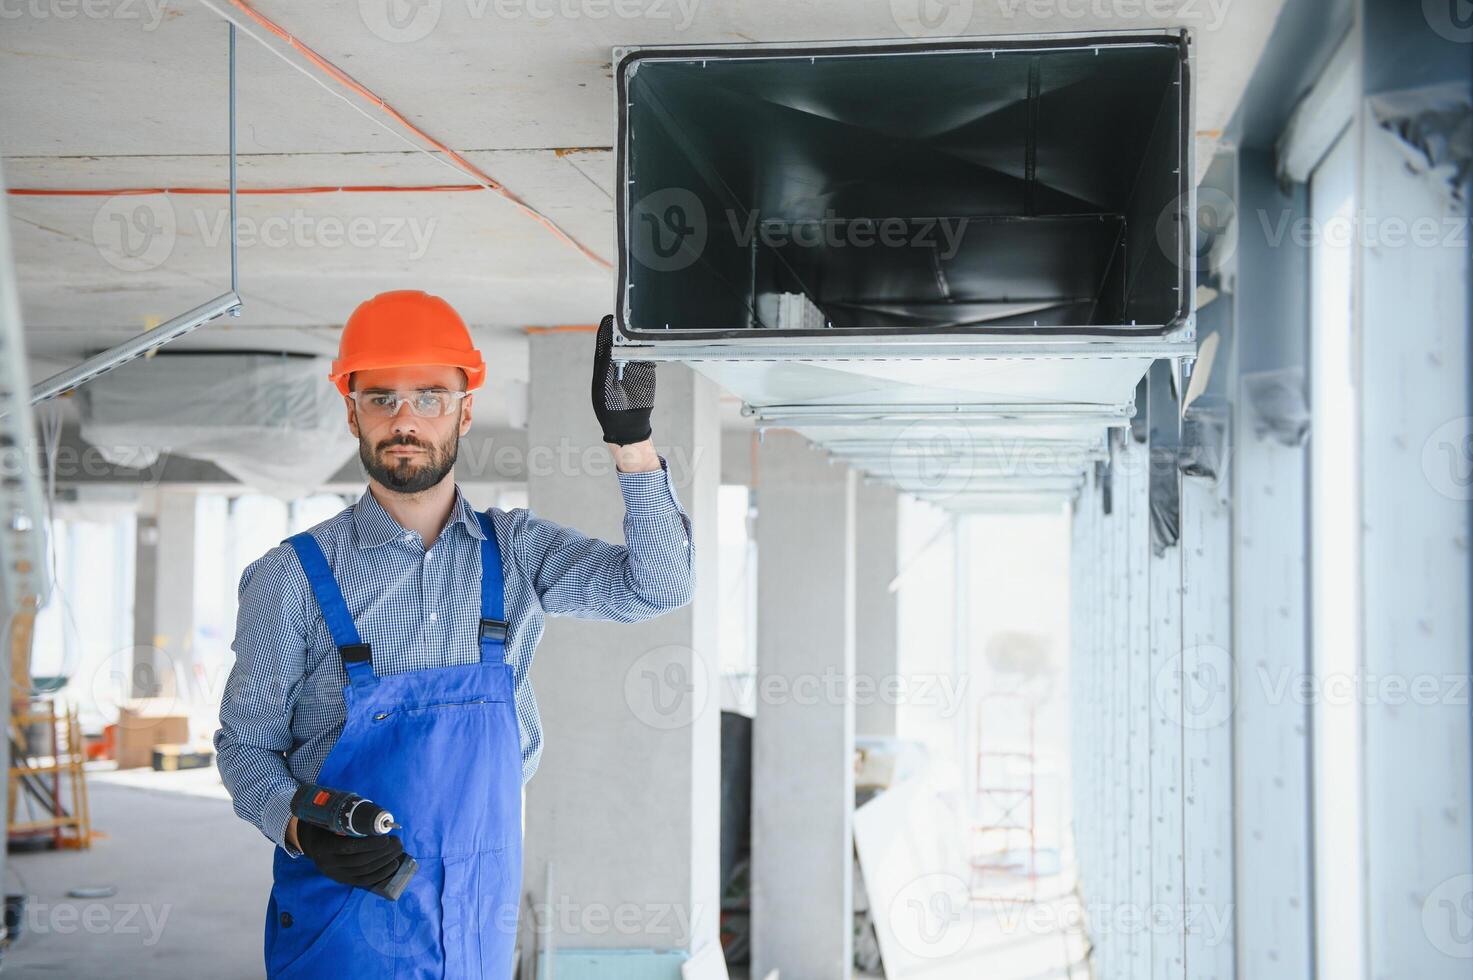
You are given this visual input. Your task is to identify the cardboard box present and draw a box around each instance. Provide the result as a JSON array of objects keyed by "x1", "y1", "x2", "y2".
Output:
[
  {"x1": 115, "y1": 699, "x2": 190, "y2": 770},
  {"x1": 152, "y1": 744, "x2": 214, "y2": 772}
]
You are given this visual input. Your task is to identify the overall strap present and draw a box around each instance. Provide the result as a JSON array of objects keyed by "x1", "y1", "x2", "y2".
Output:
[
  {"x1": 285, "y1": 532, "x2": 376, "y2": 687},
  {"x1": 475, "y1": 512, "x2": 509, "y2": 665}
]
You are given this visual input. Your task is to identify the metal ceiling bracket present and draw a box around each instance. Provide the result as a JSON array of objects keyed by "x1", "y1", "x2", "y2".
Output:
[
  {"x1": 615, "y1": 336, "x2": 1196, "y2": 363},
  {"x1": 27, "y1": 22, "x2": 243, "y2": 407},
  {"x1": 747, "y1": 402, "x2": 1137, "y2": 425},
  {"x1": 28, "y1": 291, "x2": 244, "y2": 405}
]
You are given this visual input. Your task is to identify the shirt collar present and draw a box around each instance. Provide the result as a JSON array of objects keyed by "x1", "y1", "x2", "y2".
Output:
[{"x1": 352, "y1": 484, "x2": 486, "y2": 549}]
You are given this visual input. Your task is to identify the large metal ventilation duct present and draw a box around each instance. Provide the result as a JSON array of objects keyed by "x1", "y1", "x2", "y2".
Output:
[{"x1": 610, "y1": 33, "x2": 1197, "y2": 510}]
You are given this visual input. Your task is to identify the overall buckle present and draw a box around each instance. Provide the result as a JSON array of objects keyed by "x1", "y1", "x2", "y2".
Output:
[
  {"x1": 479, "y1": 619, "x2": 509, "y2": 643},
  {"x1": 339, "y1": 643, "x2": 372, "y2": 664}
]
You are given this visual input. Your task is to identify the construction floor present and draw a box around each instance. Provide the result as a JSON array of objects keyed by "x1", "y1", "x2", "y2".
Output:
[
  {"x1": 3, "y1": 765, "x2": 272, "y2": 978},
  {"x1": 0, "y1": 766, "x2": 787, "y2": 979},
  {"x1": 0, "y1": 762, "x2": 1076, "y2": 979}
]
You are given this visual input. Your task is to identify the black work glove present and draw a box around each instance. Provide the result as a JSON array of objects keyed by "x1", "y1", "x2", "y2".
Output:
[
  {"x1": 591, "y1": 314, "x2": 655, "y2": 446},
  {"x1": 296, "y1": 821, "x2": 405, "y2": 891}
]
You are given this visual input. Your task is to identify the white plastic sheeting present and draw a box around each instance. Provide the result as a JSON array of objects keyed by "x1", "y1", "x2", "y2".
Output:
[
  {"x1": 853, "y1": 757, "x2": 1089, "y2": 979},
  {"x1": 79, "y1": 353, "x2": 357, "y2": 499}
]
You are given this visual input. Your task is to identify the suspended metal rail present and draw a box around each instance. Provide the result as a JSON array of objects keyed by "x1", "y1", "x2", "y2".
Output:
[{"x1": 26, "y1": 22, "x2": 244, "y2": 408}]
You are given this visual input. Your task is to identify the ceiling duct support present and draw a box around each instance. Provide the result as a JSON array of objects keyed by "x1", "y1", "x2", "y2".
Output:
[
  {"x1": 28, "y1": 291, "x2": 243, "y2": 405},
  {"x1": 747, "y1": 402, "x2": 1137, "y2": 424},
  {"x1": 27, "y1": 22, "x2": 244, "y2": 408}
]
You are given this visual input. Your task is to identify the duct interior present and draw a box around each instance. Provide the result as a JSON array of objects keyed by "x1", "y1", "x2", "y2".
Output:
[{"x1": 620, "y1": 35, "x2": 1190, "y2": 337}]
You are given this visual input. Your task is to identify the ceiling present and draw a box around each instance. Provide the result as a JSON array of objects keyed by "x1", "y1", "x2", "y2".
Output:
[{"x1": 2, "y1": 0, "x2": 1287, "y2": 413}]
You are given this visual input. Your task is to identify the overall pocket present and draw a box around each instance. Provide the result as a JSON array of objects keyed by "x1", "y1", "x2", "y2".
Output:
[{"x1": 266, "y1": 877, "x2": 365, "y2": 979}]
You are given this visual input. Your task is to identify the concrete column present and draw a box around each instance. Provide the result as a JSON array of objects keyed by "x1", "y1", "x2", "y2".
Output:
[
  {"x1": 751, "y1": 430, "x2": 856, "y2": 979},
  {"x1": 519, "y1": 330, "x2": 721, "y2": 971},
  {"x1": 854, "y1": 481, "x2": 899, "y2": 739},
  {"x1": 1356, "y1": 9, "x2": 1472, "y2": 973},
  {"x1": 131, "y1": 488, "x2": 195, "y2": 701}
]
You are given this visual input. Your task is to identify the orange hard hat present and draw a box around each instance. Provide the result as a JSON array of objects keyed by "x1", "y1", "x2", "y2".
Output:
[{"x1": 329, "y1": 290, "x2": 486, "y2": 396}]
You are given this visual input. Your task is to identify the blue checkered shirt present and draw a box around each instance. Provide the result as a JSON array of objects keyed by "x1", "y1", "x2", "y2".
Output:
[{"x1": 213, "y1": 458, "x2": 693, "y2": 857}]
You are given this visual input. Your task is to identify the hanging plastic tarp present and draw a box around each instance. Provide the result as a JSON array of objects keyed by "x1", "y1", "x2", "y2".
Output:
[
  {"x1": 1147, "y1": 359, "x2": 1180, "y2": 556},
  {"x1": 1180, "y1": 395, "x2": 1230, "y2": 482},
  {"x1": 1368, "y1": 81, "x2": 1472, "y2": 201},
  {"x1": 79, "y1": 353, "x2": 357, "y2": 500},
  {"x1": 1242, "y1": 367, "x2": 1310, "y2": 447},
  {"x1": 1129, "y1": 377, "x2": 1149, "y2": 444},
  {"x1": 1149, "y1": 446, "x2": 1180, "y2": 556}
]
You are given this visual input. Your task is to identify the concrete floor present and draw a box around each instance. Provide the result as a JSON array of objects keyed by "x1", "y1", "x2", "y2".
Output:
[
  {"x1": 3, "y1": 766, "x2": 273, "y2": 978},
  {"x1": 0, "y1": 769, "x2": 841, "y2": 979},
  {"x1": 0, "y1": 767, "x2": 882, "y2": 978}
]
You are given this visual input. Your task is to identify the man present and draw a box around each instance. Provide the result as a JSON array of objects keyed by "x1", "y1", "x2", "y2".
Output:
[{"x1": 213, "y1": 289, "x2": 694, "y2": 978}]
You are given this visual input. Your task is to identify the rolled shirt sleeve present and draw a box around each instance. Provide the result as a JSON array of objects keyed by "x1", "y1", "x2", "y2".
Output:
[
  {"x1": 515, "y1": 454, "x2": 695, "y2": 621},
  {"x1": 212, "y1": 549, "x2": 310, "y2": 858}
]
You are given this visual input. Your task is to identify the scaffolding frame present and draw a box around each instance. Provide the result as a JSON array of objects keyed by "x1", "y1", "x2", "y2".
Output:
[
  {"x1": 8, "y1": 701, "x2": 91, "y2": 850},
  {"x1": 969, "y1": 690, "x2": 1039, "y2": 905}
]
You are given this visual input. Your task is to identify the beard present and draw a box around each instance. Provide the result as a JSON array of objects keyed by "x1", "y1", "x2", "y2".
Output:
[{"x1": 359, "y1": 427, "x2": 459, "y2": 494}]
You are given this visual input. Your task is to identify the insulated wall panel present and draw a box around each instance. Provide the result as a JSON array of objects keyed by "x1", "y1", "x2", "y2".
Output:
[
  {"x1": 1123, "y1": 421, "x2": 1153, "y2": 979},
  {"x1": 1231, "y1": 148, "x2": 1313, "y2": 980},
  {"x1": 1179, "y1": 475, "x2": 1235, "y2": 979},
  {"x1": 1357, "y1": 17, "x2": 1473, "y2": 972},
  {"x1": 1230, "y1": 404, "x2": 1312, "y2": 978},
  {"x1": 1147, "y1": 359, "x2": 1186, "y2": 980}
]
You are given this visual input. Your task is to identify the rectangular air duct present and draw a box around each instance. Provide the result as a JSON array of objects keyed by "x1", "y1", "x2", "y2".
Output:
[
  {"x1": 615, "y1": 32, "x2": 1193, "y2": 343},
  {"x1": 612, "y1": 33, "x2": 1198, "y2": 510}
]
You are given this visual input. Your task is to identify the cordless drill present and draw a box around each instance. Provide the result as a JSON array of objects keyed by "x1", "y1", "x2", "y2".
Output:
[{"x1": 290, "y1": 784, "x2": 419, "y2": 901}]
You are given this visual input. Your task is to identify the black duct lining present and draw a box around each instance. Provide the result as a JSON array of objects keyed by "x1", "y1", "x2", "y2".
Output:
[{"x1": 618, "y1": 36, "x2": 1189, "y2": 338}]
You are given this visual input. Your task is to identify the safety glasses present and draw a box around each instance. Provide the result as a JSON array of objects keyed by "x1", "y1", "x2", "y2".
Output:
[{"x1": 349, "y1": 388, "x2": 468, "y2": 419}]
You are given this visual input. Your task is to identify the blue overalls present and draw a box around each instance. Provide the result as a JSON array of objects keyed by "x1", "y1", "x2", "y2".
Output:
[{"x1": 264, "y1": 511, "x2": 523, "y2": 979}]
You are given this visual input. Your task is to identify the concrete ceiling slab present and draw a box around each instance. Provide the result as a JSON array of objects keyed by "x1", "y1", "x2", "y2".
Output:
[
  {"x1": 7, "y1": 149, "x2": 615, "y2": 341},
  {"x1": 3, "y1": 0, "x2": 1287, "y2": 370}
]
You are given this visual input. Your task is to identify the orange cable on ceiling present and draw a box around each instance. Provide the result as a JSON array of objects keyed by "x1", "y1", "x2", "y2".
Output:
[{"x1": 208, "y1": 0, "x2": 611, "y2": 270}]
